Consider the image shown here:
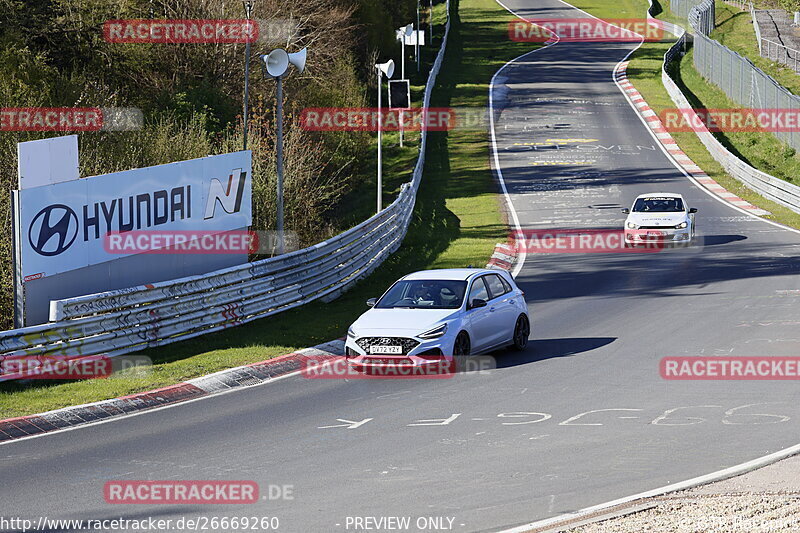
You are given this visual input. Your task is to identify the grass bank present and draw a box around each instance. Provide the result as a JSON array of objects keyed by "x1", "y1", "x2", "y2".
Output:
[{"x1": 0, "y1": 0, "x2": 530, "y2": 418}]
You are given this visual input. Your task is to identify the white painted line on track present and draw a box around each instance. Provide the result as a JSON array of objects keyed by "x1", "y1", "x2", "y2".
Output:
[{"x1": 490, "y1": 0, "x2": 560, "y2": 279}]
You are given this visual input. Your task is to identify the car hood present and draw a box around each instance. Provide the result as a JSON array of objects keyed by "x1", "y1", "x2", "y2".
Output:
[
  {"x1": 352, "y1": 308, "x2": 460, "y2": 335},
  {"x1": 627, "y1": 213, "x2": 688, "y2": 226}
]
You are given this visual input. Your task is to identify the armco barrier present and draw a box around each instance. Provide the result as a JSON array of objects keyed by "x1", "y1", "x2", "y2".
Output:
[
  {"x1": 0, "y1": 1, "x2": 452, "y2": 380},
  {"x1": 651, "y1": 1, "x2": 800, "y2": 214}
]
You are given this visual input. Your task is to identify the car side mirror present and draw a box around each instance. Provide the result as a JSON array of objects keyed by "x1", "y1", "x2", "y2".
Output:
[
  {"x1": 621, "y1": 208, "x2": 630, "y2": 214},
  {"x1": 689, "y1": 208, "x2": 698, "y2": 214},
  {"x1": 469, "y1": 298, "x2": 487, "y2": 309},
  {"x1": 366, "y1": 298, "x2": 377, "y2": 307}
]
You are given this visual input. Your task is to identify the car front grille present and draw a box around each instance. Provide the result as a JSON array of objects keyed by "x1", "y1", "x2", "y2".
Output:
[
  {"x1": 355, "y1": 337, "x2": 420, "y2": 355},
  {"x1": 638, "y1": 225, "x2": 680, "y2": 230}
]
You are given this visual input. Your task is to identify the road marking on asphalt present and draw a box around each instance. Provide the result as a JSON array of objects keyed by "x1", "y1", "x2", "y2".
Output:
[
  {"x1": 498, "y1": 412, "x2": 552, "y2": 425},
  {"x1": 650, "y1": 405, "x2": 722, "y2": 426},
  {"x1": 318, "y1": 418, "x2": 373, "y2": 429},
  {"x1": 530, "y1": 160, "x2": 596, "y2": 166},
  {"x1": 316, "y1": 405, "x2": 793, "y2": 430},
  {"x1": 559, "y1": 408, "x2": 644, "y2": 426},
  {"x1": 408, "y1": 414, "x2": 461, "y2": 426}
]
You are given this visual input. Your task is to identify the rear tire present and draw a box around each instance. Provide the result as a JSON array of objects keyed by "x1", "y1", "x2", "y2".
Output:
[{"x1": 512, "y1": 314, "x2": 530, "y2": 351}]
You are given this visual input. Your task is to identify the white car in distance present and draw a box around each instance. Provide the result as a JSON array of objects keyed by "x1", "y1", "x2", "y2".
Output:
[
  {"x1": 345, "y1": 269, "x2": 530, "y2": 366},
  {"x1": 623, "y1": 192, "x2": 697, "y2": 245}
]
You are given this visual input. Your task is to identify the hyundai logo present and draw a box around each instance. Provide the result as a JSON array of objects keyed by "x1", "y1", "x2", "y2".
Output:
[{"x1": 28, "y1": 204, "x2": 79, "y2": 256}]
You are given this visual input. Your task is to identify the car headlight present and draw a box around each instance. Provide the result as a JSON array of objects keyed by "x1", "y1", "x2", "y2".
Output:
[
  {"x1": 626, "y1": 221, "x2": 638, "y2": 229},
  {"x1": 675, "y1": 221, "x2": 688, "y2": 229},
  {"x1": 347, "y1": 326, "x2": 357, "y2": 339},
  {"x1": 418, "y1": 323, "x2": 448, "y2": 339}
]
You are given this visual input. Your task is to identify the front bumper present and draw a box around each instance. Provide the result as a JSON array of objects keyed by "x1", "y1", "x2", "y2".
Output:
[
  {"x1": 344, "y1": 333, "x2": 455, "y2": 368},
  {"x1": 624, "y1": 228, "x2": 691, "y2": 243}
]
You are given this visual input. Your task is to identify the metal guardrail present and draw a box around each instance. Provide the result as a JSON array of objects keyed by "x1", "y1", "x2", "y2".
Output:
[
  {"x1": 0, "y1": 2, "x2": 453, "y2": 380},
  {"x1": 724, "y1": 0, "x2": 751, "y2": 11},
  {"x1": 760, "y1": 37, "x2": 800, "y2": 72},
  {"x1": 749, "y1": 5, "x2": 800, "y2": 72},
  {"x1": 650, "y1": 2, "x2": 800, "y2": 214}
]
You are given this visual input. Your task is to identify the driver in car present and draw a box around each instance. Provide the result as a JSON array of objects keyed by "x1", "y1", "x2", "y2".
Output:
[{"x1": 411, "y1": 283, "x2": 437, "y2": 305}]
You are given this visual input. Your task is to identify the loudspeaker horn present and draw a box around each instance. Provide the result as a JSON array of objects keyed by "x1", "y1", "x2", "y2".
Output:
[
  {"x1": 264, "y1": 48, "x2": 289, "y2": 77},
  {"x1": 376, "y1": 59, "x2": 395, "y2": 79},
  {"x1": 288, "y1": 48, "x2": 307, "y2": 74}
]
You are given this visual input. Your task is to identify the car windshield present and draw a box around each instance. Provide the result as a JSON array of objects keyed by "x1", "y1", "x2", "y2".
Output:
[
  {"x1": 376, "y1": 280, "x2": 468, "y2": 309},
  {"x1": 633, "y1": 197, "x2": 685, "y2": 212}
]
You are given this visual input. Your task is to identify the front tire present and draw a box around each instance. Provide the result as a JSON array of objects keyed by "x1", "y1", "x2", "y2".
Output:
[
  {"x1": 453, "y1": 331, "x2": 471, "y2": 356},
  {"x1": 512, "y1": 314, "x2": 530, "y2": 351}
]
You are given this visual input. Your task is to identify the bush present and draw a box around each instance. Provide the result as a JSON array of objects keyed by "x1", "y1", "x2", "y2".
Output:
[{"x1": 0, "y1": 0, "x2": 417, "y2": 330}]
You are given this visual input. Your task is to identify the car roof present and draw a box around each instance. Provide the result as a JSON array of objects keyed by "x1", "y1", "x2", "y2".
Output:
[
  {"x1": 402, "y1": 268, "x2": 497, "y2": 281},
  {"x1": 635, "y1": 192, "x2": 684, "y2": 199}
]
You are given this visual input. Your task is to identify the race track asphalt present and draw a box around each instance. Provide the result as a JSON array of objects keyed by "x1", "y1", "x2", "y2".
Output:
[{"x1": 2, "y1": 1, "x2": 799, "y2": 531}]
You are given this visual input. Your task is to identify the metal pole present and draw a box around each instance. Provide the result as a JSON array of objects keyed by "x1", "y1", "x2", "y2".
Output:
[
  {"x1": 400, "y1": 37, "x2": 405, "y2": 148},
  {"x1": 276, "y1": 76, "x2": 285, "y2": 254},
  {"x1": 377, "y1": 70, "x2": 383, "y2": 213},
  {"x1": 429, "y1": 1, "x2": 433, "y2": 45},
  {"x1": 242, "y1": 1, "x2": 253, "y2": 151},
  {"x1": 416, "y1": 0, "x2": 420, "y2": 73}
]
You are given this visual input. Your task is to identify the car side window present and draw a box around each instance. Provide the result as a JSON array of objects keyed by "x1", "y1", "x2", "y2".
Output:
[
  {"x1": 467, "y1": 277, "x2": 489, "y2": 306},
  {"x1": 485, "y1": 274, "x2": 509, "y2": 300},
  {"x1": 499, "y1": 275, "x2": 513, "y2": 294}
]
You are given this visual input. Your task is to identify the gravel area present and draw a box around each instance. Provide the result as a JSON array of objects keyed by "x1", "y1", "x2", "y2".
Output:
[
  {"x1": 567, "y1": 494, "x2": 800, "y2": 532},
  {"x1": 557, "y1": 455, "x2": 800, "y2": 533}
]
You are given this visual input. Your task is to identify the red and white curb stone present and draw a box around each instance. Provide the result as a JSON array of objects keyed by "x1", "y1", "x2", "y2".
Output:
[
  {"x1": 486, "y1": 242, "x2": 518, "y2": 271},
  {"x1": 614, "y1": 61, "x2": 771, "y2": 216},
  {"x1": 0, "y1": 340, "x2": 345, "y2": 443}
]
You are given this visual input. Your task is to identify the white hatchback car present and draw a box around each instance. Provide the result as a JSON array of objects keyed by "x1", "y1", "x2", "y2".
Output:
[
  {"x1": 345, "y1": 269, "x2": 529, "y2": 365},
  {"x1": 623, "y1": 192, "x2": 697, "y2": 245}
]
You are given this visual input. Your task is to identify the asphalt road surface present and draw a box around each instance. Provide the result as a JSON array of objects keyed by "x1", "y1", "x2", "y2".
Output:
[{"x1": 2, "y1": 1, "x2": 800, "y2": 532}]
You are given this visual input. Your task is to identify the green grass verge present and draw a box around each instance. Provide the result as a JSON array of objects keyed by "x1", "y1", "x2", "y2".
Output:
[
  {"x1": 568, "y1": 0, "x2": 800, "y2": 229},
  {"x1": 0, "y1": 0, "x2": 528, "y2": 419}
]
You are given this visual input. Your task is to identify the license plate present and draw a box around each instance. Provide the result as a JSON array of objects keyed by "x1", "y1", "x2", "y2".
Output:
[
  {"x1": 647, "y1": 231, "x2": 664, "y2": 237},
  {"x1": 369, "y1": 345, "x2": 402, "y2": 355}
]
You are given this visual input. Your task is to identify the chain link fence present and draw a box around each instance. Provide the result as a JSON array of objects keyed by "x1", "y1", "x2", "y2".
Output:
[
  {"x1": 670, "y1": 0, "x2": 707, "y2": 18},
  {"x1": 688, "y1": 0, "x2": 800, "y2": 150},
  {"x1": 655, "y1": 0, "x2": 800, "y2": 211},
  {"x1": 689, "y1": 0, "x2": 715, "y2": 35}
]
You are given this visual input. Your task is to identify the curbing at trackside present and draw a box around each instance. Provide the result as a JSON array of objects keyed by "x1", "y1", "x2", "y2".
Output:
[
  {"x1": 615, "y1": 58, "x2": 771, "y2": 216},
  {"x1": 0, "y1": 340, "x2": 344, "y2": 445}
]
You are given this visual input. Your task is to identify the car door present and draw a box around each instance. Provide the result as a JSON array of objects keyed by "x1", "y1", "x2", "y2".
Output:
[
  {"x1": 484, "y1": 273, "x2": 518, "y2": 346},
  {"x1": 464, "y1": 276, "x2": 493, "y2": 353}
]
